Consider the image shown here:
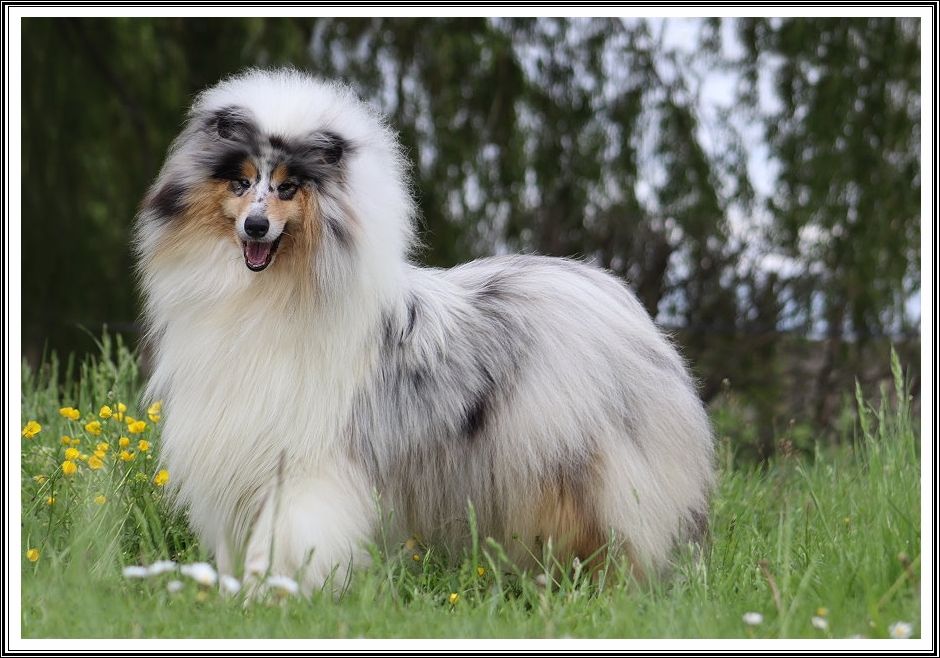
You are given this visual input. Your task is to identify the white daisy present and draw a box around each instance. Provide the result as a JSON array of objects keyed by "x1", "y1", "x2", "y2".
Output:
[
  {"x1": 220, "y1": 574, "x2": 242, "y2": 595},
  {"x1": 742, "y1": 612, "x2": 764, "y2": 626},
  {"x1": 122, "y1": 565, "x2": 149, "y2": 578},
  {"x1": 265, "y1": 575, "x2": 299, "y2": 596},
  {"x1": 147, "y1": 560, "x2": 177, "y2": 576},
  {"x1": 811, "y1": 616, "x2": 829, "y2": 630},
  {"x1": 888, "y1": 621, "x2": 913, "y2": 639},
  {"x1": 180, "y1": 562, "x2": 218, "y2": 586}
]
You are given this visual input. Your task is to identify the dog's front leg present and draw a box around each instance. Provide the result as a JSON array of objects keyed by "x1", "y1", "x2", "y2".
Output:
[{"x1": 241, "y1": 464, "x2": 377, "y2": 597}]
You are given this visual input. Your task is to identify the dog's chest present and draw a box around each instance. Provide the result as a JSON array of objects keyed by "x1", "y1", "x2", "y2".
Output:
[{"x1": 154, "y1": 299, "x2": 372, "y2": 487}]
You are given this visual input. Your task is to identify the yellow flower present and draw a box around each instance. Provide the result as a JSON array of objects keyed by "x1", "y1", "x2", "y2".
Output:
[
  {"x1": 64, "y1": 447, "x2": 80, "y2": 461},
  {"x1": 84, "y1": 420, "x2": 102, "y2": 436},
  {"x1": 46, "y1": 496, "x2": 56, "y2": 506},
  {"x1": 128, "y1": 420, "x2": 147, "y2": 434},
  {"x1": 69, "y1": 438, "x2": 81, "y2": 447},
  {"x1": 148, "y1": 401, "x2": 162, "y2": 424},
  {"x1": 59, "y1": 407, "x2": 81, "y2": 421},
  {"x1": 99, "y1": 405, "x2": 113, "y2": 419},
  {"x1": 125, "y1": 415, "x2": 137, "y2": 426},
  {"x1": 114, "y1": 402, "x2": 127, "y2": 421},
  {"x1": 118, "y1": 436, "x2": 130, "y2": 448},
  {"x1": 60, "y1": 435, "x2": 71, "y2": 445},
  {"x1": 412, "y1": 553, "x2": 421, "y2": 562},
  {"x1": 96, "y1": 442, "x2": 110, "y2": 453},
  {"x1": 816, "y1": 607, "x2": 829, "y2": 617},
  {"x1": 94, "y1": 449, "x2": 107, "y2": 460},
  {"x1": 153, "y1": 469, "x2": 170, "y2": 486},
  {"x1": 120, "y1": 450, "x2": 135, "y2": 462},
  {"x1": 94, "y1": 494, "x2": 107, "y2": 505},
  {"x1": 87, "y1": 455, "x2": 104, "y2": 470},
  {"x1": 476, "y1": 566, "x2": 486, "y2": 577},
  {"x1": 33, "y1": 474, "x2": 46, "y2": 484},
  {"x1": 138, "y1": 440, "x2": 151, "y2": 453},
  {"x1": 22, "y1": 420, "x2": 42, "y2": 439},
  {"x1": 78, "y1": 453, "x2": 88, "y2": 462},
  {"x1": 61, "y1": 460, "x2": 77, "y2": 476},
  {"x1": 448, "y1": 592, "x2": 460, "y2": 605},
  {"x1": 26, "y1": 548, "x2": 40, "y2": 562}
]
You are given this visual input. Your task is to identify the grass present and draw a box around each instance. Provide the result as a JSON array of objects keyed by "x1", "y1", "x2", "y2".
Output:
[{"x1": 19, "y1": 335, "x2": 921, "y2": 639}]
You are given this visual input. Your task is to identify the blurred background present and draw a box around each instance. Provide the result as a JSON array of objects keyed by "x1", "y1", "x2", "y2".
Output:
[{"x1": 21, "y1": 17, "x2": 921, "y2": 461}]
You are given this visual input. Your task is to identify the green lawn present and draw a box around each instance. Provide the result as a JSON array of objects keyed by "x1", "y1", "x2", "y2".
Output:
[{"x1": 19, "y1": 336, "x2": 921, "y2": 639}]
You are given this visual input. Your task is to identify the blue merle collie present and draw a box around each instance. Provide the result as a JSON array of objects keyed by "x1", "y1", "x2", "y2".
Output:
[{"x1": 134, "y1": 68, "x2": 714, "y2": 594}]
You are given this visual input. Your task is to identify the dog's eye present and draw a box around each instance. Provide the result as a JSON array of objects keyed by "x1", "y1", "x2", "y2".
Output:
[
  {"x1": 230, "y1": 178, "x2": 251, "y2": 195},
  {"x1": 277, "y1": 182, "x2": 298, "y2": 199}
]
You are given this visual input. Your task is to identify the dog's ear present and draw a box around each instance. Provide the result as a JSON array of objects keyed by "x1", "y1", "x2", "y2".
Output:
[
  {"x1": 305, "y1": 131, "x2": 346, "y2": 166},
  {"x1": 208, "y1": 107, "x2": 257, "y2": 144},
  {"x1": 285, "y1": 131, "x2": 349, "y2": 183}
]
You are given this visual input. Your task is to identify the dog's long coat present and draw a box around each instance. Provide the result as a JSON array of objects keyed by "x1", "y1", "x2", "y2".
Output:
[{"x1": 134, "y1": 69, "x2": 714, "y2": 591}]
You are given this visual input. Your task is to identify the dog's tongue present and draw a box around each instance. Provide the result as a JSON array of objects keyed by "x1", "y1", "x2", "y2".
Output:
[{"x1": 244, "y1": 241, "x2": 273, "y2": 269}]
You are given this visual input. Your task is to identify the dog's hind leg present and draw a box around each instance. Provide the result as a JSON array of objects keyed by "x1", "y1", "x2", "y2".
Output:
[{"x1": 241, "y1": 461, "x2": 377, "y2": 597}]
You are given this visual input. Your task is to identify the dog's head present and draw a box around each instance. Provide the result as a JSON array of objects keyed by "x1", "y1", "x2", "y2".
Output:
[{"x1": 135, "y1": 69, "x2": 414, "y2": 294}]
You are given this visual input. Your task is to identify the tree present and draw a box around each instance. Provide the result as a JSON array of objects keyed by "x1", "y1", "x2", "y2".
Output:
[{"x1": 738, "y1": 17, "x2": 921, "y2": 424}]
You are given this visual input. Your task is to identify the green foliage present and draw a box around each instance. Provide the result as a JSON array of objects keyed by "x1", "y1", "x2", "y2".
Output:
[
  {"x1": 20, "y1": 340, "x2": 920, "y2": 638},
  {"x1": 21, "y1": 334, "x2": 197, "y2": 575},
  {"x1": 738, "y1": 18, "x2": 921, "y2": 340}
]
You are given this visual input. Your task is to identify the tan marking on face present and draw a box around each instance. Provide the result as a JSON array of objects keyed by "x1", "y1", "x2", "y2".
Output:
[
  {"x1": 266, "y1": 168, "x2": 321, "y2": 281},
  {"x1": 243, "y1": 160, "x2": 259, "y2": 182},
  {"x1": 151, "y1": 181, "x2": 237, "y2": 266},
  {"x1": 271, "y1": 163, "x2": 289, "y2": 185}
]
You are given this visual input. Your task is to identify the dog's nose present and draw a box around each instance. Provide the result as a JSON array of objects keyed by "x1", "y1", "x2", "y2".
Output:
[{"x1": 244, "y1": 215, "x2": 269, "y2": 239}]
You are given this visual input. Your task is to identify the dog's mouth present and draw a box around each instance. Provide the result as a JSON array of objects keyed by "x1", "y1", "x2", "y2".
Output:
[{"x1": 242, "y1": 236, "x2": 282, "y2": 272}]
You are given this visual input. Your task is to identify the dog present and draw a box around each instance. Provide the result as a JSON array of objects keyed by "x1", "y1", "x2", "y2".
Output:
[{"x1": 134, "y1": 68, "x2": 714, "y2": 594}]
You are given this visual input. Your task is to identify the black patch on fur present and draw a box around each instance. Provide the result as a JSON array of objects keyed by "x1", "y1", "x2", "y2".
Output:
[
  {"x1": 210, "y1": 106, "x2": 258, "y2": 146},
  {"x1": 197, "y1": 106, "x2": 261, "y2": 179},
  {"x1": 462, "y1": 367, "x2": 496, "y2": 441},
  {"x1": 285, "y1": 131, "x2": 349, "y2": 186},
  {"x1": 408, "y1": 364, "x2": 429, "y2": 392},
  {"x1": 325, "y1": 213, "x2": 353, "y2": 250},
  {"x1": 146, "y1": 180, "x2": 188, "y2": 221},
  {"x1": 268, "y1": 134, "x2": 288, "y2": 150},
  {"x1": 477, "y1": 275, "x2": 507, "y2": 302},
  {"x1": 210, "y1": 147, "x2": 252, "y2": 182},
  {"x1": 380, "y1": 296, "x2": 419, "y2": 351},
  {"x1": 404, "y1": 296, "x2": 418, "y2": 341},
  {"x1": 380, "y1": 311, "x2": 396, "y2": 350},
  {"x1": 316, "y1": 130, "x2": 346, "y2": 165}
]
